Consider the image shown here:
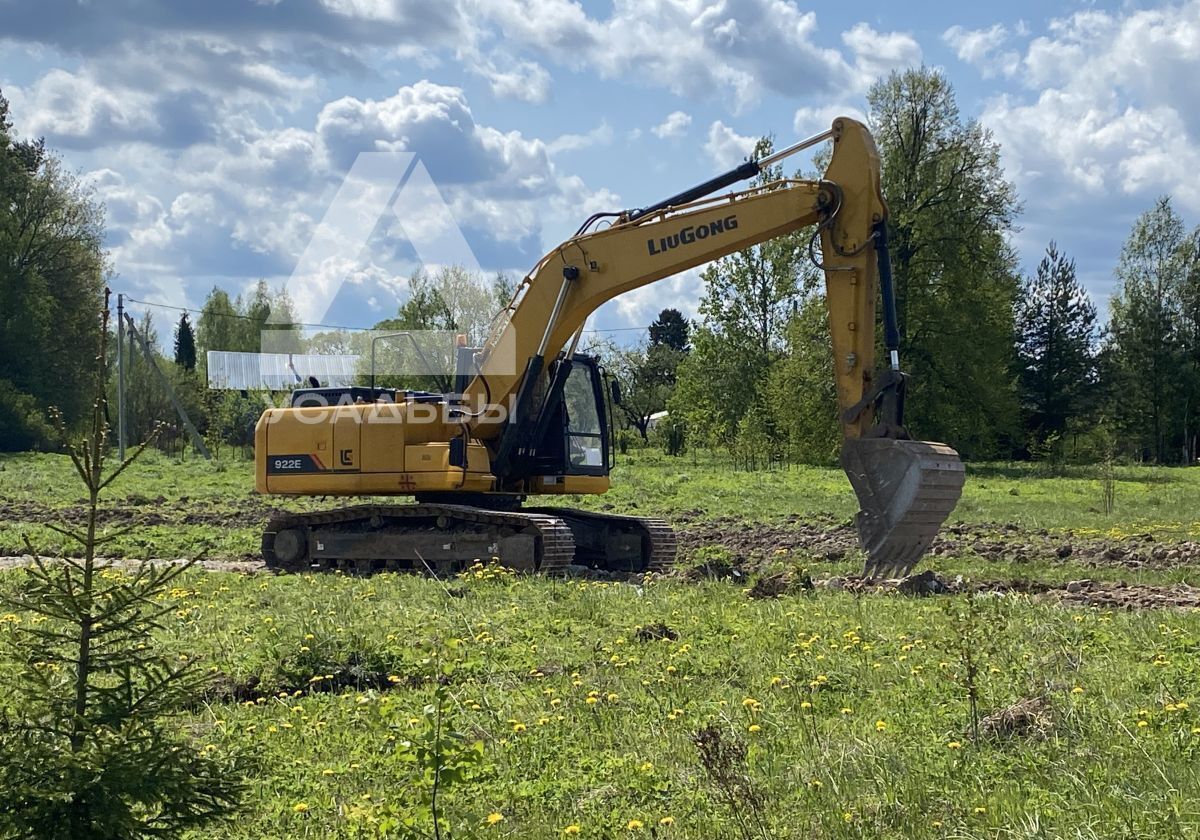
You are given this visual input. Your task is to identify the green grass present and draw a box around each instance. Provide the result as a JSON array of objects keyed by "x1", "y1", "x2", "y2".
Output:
[
  {"x1": 6, "y1": 567, "x2": 1200, "y2": 838},
  {"x1": 2, "y1": 449, "x2": 1199, "y2": 564},
  {"x1": 3, "y1": 450, "x2": 1200, "y2": 836}
]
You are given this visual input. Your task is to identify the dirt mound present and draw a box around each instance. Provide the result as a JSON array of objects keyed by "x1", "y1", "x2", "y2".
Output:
[
  {"x1": 932, "y1": 523, "x2": 1200, "y2": 570},
  {"x1": 815, "y1": 571, "x2": 1200, "y2": 610},
  {"x1": 978, "y1": 695, "x2": 1054, "y2": 740},
  {"x1": 676, "y1": 515, "x2": 858, "y2": 565},
  {"x1": 675, "y1": 517, "x2": 1200, "y2": 572}
]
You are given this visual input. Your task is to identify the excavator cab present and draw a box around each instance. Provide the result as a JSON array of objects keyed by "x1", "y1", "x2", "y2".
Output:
[{"x1": 525, "y1": 354, "x2": 612, "y2": 479}]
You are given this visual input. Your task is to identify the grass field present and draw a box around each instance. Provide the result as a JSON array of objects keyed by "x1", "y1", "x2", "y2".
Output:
[{"x1": 2, "y1": 450, "x2": 1200, "y2": 838}]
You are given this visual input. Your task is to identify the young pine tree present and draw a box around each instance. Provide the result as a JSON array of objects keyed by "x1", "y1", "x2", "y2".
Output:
[
  {"x1": 0, "y1": 291, "x2": 245, "y2": 840},
  {"x1": 1015, "y1": 242, "x2": 1097, "y2": 454},
  {"x1": 173, "y1": 312, "x2": 196, "y2": 371}
]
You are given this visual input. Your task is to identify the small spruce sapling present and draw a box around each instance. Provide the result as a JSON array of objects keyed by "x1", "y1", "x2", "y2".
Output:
[{"x1": 0, "y1": 290, "x2": 246, "y2": 840}]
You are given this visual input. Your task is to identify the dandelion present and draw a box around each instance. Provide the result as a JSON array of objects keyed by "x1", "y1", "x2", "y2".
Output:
[
  {"x1": 1137, "y1": 720, "x2": 1149, "y2": 728},
  {"x1": 585, "y1": 696, "x2": 598, "y2": 705},
  {"x1": 1071, "y1": 686, "x2": 1084, "y2": 695},
  {"x1": 839, "y1": 707, "x2": 853, "y2": 715},
  {"x1": 640, "y1": 762, "x2": 654, "y2": 772},
  {"x1": 293, "y1": 802, "x2": 309, "y2": 813},
  {"x1": 973, "y1": 806, "x2": 987, "y2": 814},
  {"x1": 807, "y1": 779, "x2": 823, "y2": 789},
  {"x1": 748, "y1": 724, "x2": 762, "y2": 733},
  {"x1": 947, "y1": 741, "x2": 962, "y2": 750},
  {"x1": 659, "y1": 817, "x2": 675, "y2": 826},
  {"x1": 563, "y1": 826, "x2": 581, "y2": 836},
  {"x1": 321, "y1": 768, "x2": 334, "y2": 776},
  {"x1": 627, "y1": 819, "x2": 644, "y2": 830},
  {"x1": 875, "y1": 719, "x2": 887, "y2": 732},
  {"x1": 512, "y1": 722, "x2": 527, "y2": 733},
  {"x1": 486, "y1": 812, "x2": 505, "y2": 825}
]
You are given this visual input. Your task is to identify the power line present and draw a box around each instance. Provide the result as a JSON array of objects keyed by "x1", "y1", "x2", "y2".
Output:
[
  {"x1": 124, "y1": 294, "x2": 659, "y2": 335},
  {"x1": 122, "y1": 296, "x2": 374, "y2": 332}
]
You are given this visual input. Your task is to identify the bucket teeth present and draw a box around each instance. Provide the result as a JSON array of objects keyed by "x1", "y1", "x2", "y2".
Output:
[{"x1": 841, "y1": 439, "x2": 965, "y2": 579}]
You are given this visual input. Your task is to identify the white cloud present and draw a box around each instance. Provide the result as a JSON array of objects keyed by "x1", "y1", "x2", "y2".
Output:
[
  {"x1": 943, "y1": 24, "x2": 1020, "y2": 78},
  {"x1": 475, "y1": 0, "x2": 919, "y2": 111},
  {"x1": 842, "y1": 23, "x2": 922, "y2": 86},
  {"x1": 652, "y1": 111, "x2": 692, "y2": 139},
  {"x1": 973, "y1": 1, "x2": 1200, "y2": 212},
  {"x1": 547, "y1": 123, "x2": 614, "y2": 155},
  {"x1": 65, "y1": 81, "x2": 622, "y2": 320},
  {"x1": 704, "y1": 121, "x2": 757, "y2": 168},
  {"x1": 10, "y1": 69, "x2": 160, "y2": 148}
]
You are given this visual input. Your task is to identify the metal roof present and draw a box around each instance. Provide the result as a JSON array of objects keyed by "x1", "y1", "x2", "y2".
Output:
[{"x1": 205, "y1": 351, "x2": 361, "y2": 390}]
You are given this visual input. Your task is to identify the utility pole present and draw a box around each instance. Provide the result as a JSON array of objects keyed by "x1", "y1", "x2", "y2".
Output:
[
  {"x1": 117, "y1": 293, "x2": 126, "y2": 459},
  {"x1": 124, "y1": 313, "x2": 211, "y2": 460}
]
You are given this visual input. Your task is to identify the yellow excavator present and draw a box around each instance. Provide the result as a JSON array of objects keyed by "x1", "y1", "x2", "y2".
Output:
[{"x1": 255, "y1": 118, "x2": 964, "y2": 578}]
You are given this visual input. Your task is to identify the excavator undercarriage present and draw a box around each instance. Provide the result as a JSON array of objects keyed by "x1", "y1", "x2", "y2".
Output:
[{"x1": 262, "y1": 504, "x2": 675, "y2": 575}]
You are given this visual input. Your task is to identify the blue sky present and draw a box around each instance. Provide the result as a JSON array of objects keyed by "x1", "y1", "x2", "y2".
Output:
[{"x1": 3, "y1": 0, "x2": 1198, "y2": 338}]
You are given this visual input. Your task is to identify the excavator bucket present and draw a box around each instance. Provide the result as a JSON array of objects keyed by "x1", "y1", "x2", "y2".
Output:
[{"x1": 841, "y1": 438, "x2": 965, "y2": 579}]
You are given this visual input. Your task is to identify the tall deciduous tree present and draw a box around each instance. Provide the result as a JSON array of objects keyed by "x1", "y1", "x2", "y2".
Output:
[
  {"x1": 671, "y1": 137, "x2": 816, "y2": 449},
  {"x1": 867, "y1": 68, "x2": 1022, "y2": 458},
  {"x1": 1015, "y1": 242, "x2": 1097, "y2": 451},
  {"x1": 1107, "y1": 197, "x2": 1190, "y2": 462},
  {"x1": 765, "y1": 296, "x2": 839, "y2": 463},
  {"x1": 607, "y1": 342, "x2": 684, "y2": 441},
  {"x1": 173, "y1": 313, "x2": 197, "y2": 371},
  {"x1": 0, "y1": 89, "x2": 107, "y2": 449},
  {"x1": 196, "y1": 288, "x2": 240, "y2": 360}
]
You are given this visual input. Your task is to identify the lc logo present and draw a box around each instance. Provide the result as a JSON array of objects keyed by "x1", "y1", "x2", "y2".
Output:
[{"x1": 339, "y1": 449, "x2": 354, "y2": 466}]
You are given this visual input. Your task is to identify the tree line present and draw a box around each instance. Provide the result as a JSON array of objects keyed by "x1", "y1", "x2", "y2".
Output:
[
  {"x1": 608, "y1": 69, "x2": 1200, "y2": 467},
  {"x1": 3, "y1": 71, "x2": 1199, "y2": 465}
]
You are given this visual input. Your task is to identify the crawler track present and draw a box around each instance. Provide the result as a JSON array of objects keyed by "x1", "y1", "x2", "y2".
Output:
[{"x1": 261, "y1": 504, "x2": 677, "y2": 575}]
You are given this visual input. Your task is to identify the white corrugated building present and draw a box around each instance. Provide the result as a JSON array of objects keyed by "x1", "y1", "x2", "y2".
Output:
[{"x1": 206, "y1": 351, "x2": 360, "y2": 390}]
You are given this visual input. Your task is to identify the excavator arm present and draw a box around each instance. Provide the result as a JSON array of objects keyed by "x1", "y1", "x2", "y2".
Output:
[{"x1": 465, "y1": 117, "x2": 964, "y2": 576}]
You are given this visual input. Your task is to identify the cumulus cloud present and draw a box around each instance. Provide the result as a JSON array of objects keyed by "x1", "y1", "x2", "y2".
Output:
[
  {"x1": 63, "y1": 80, "x2": 620, "y2": 321},
  {"x1": 842, "y1": 23, "x2": 922, "y2": 86},
  {"x1": 0, "y1": 0, "x2": 932, "y2": 328},
  {"x1": 704, "y1": 121, "x2": 757, "y2": 168},
  {"x1": 475, "y1": 0, "x2": 919, "y2": 110},
  {"x1": 973, "y1": 1, "x2": 1200, "y2": 211},
  {"x1": 943, "y1": 24, "x2": 1020, "y2": 78},
  {"x1": 652, "y1": 111, "x2": 692, "y2": 139}
]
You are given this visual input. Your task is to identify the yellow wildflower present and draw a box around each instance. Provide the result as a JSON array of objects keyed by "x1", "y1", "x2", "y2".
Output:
[{"x1": 486, "y1": 812, "x2": 504, "y2": 825}]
